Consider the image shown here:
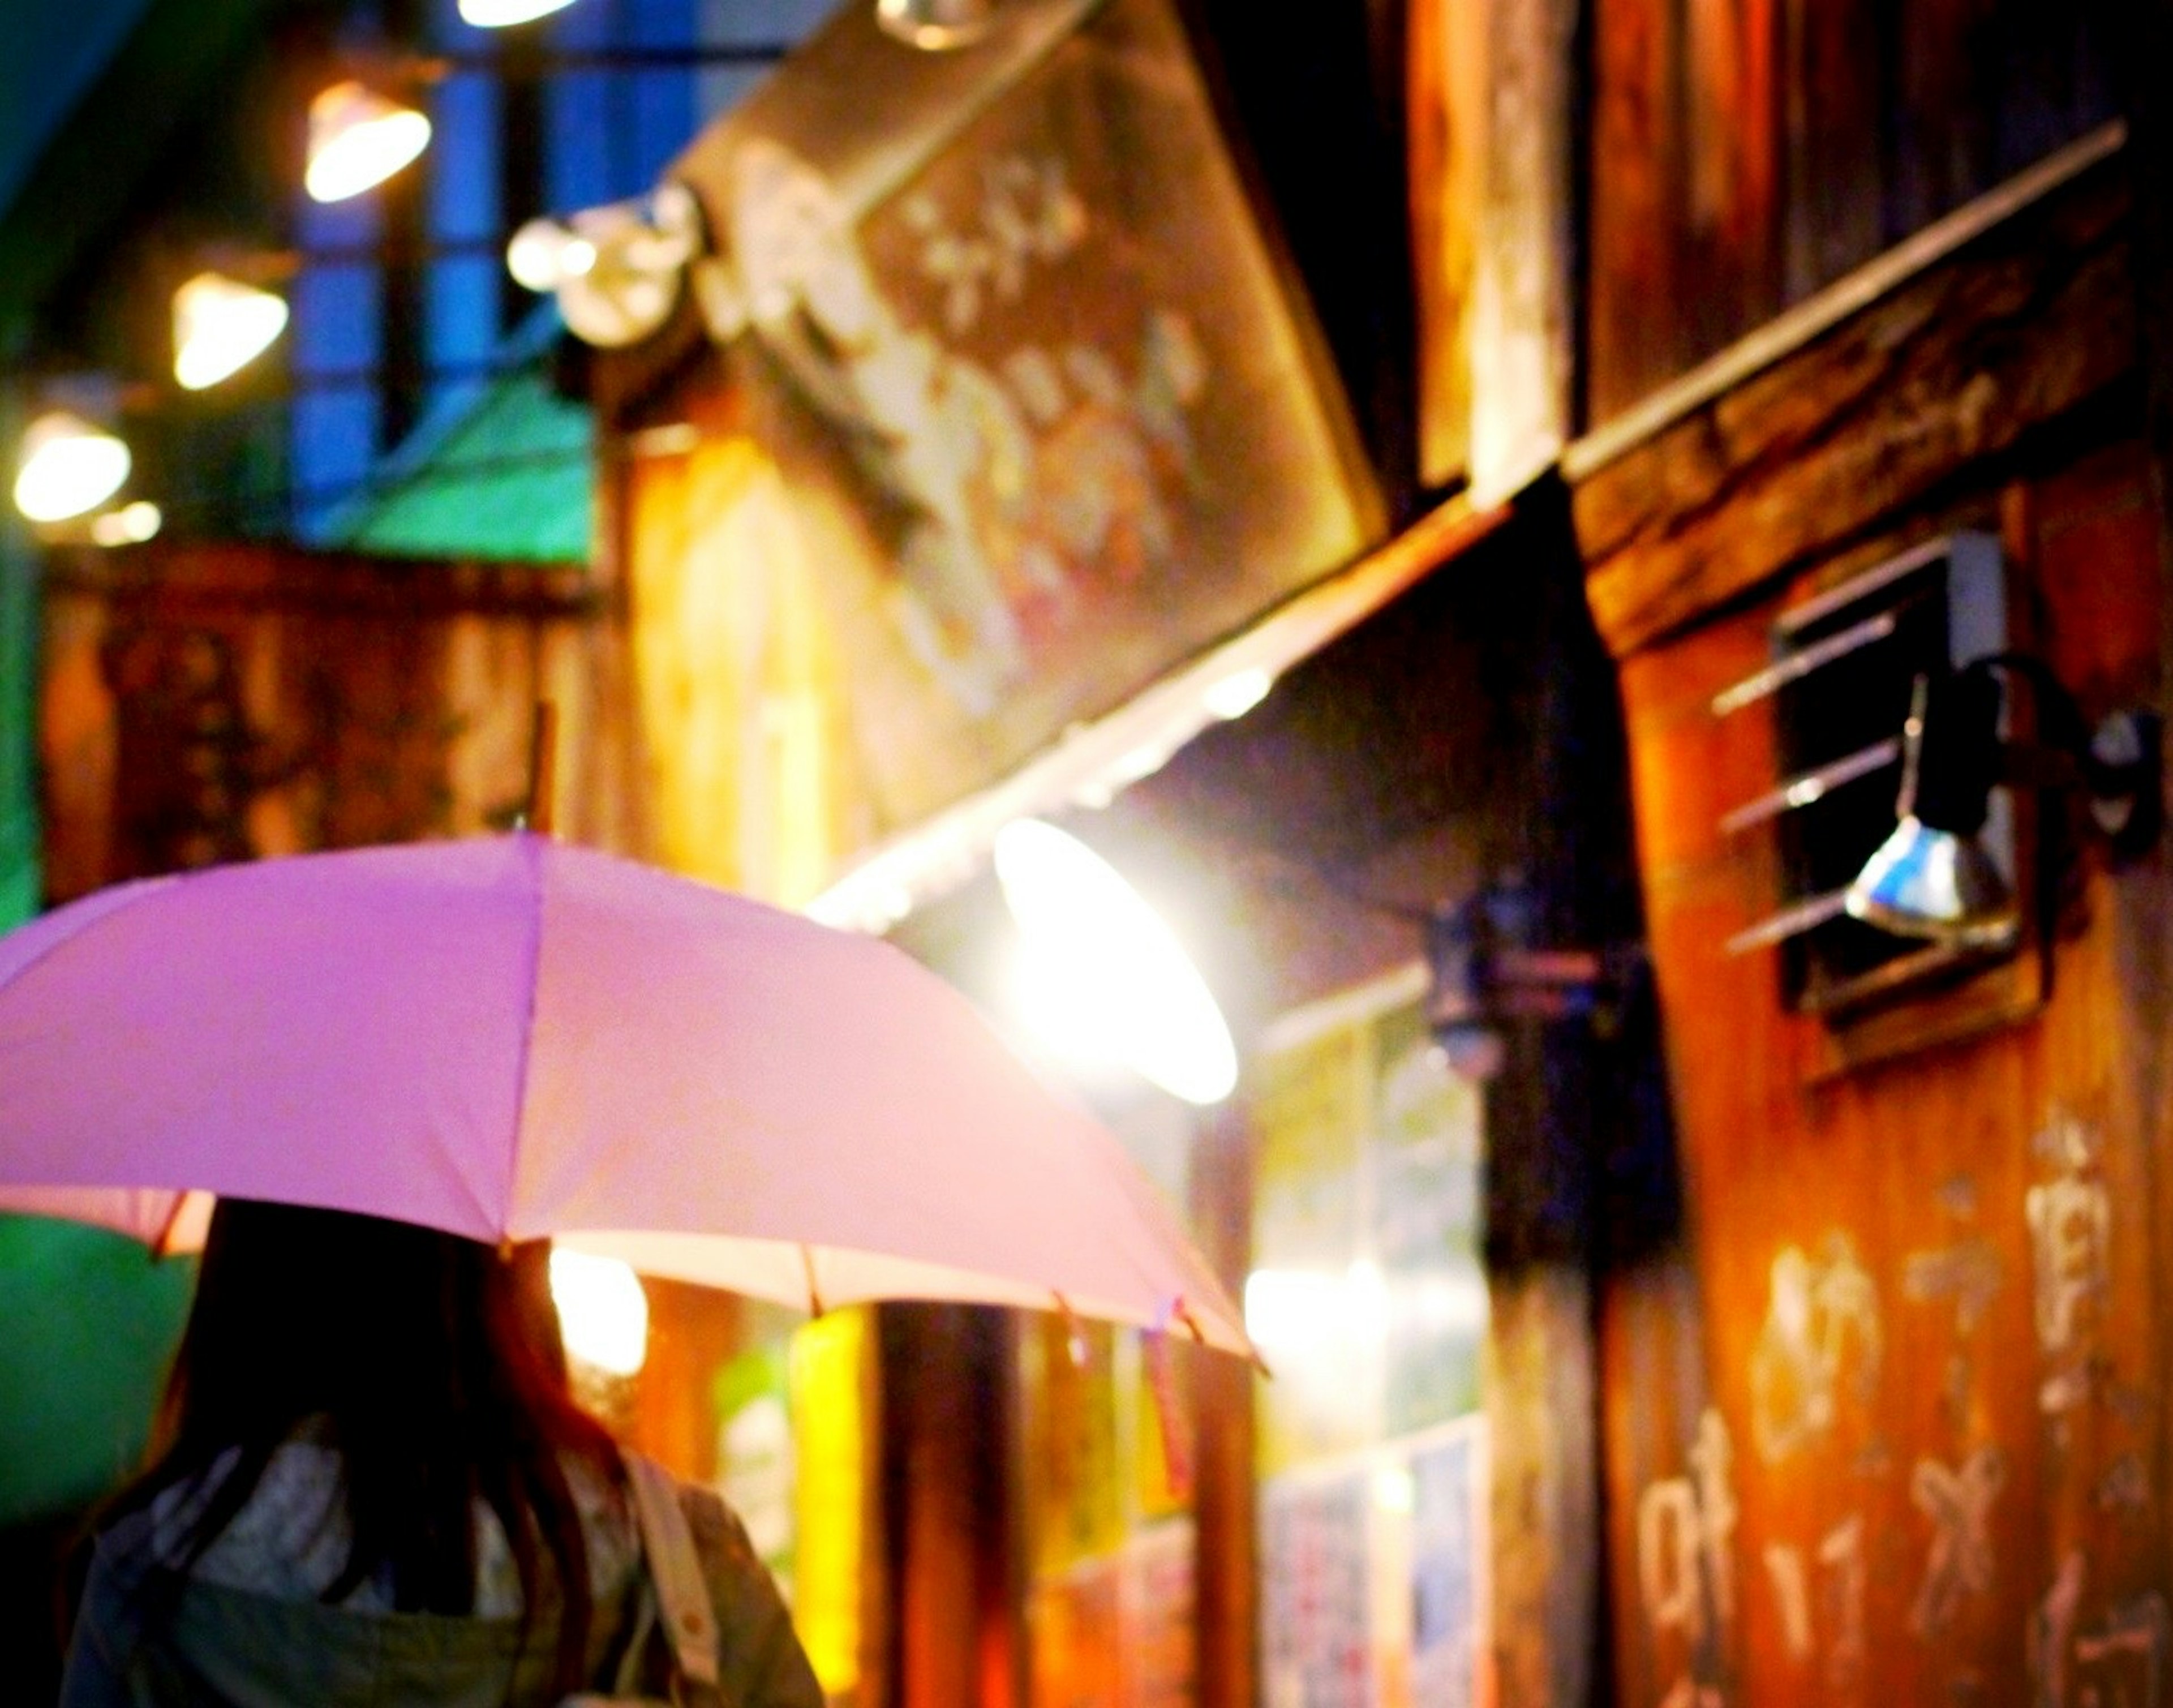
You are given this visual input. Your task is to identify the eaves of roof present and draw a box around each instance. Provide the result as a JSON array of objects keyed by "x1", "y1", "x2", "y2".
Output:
[{"x1": 0, "y1": 0, "x2": 289, "y2": 363}]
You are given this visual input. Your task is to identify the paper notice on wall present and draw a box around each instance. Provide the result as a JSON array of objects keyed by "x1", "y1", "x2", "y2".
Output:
[
  {"x1": 1120, "y1": 1519, "x2": 1197, "y2": 1708},
  {"x1": 1368, "y1": 1003, "x2": 1485, "y2": 1439},
  {"x1": 1407, "y1": 1423, "x2": 1485, "y2": 1708},
  {"x1": 1262, "y1": 1466, "x2": 1376, "y2": 1708},
  {"x1": 1251, "y1": 1021, "x2": 1375, "y2": 1475}
]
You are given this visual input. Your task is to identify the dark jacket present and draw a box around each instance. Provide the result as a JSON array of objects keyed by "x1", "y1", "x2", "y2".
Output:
[{"x1": 58, "y1": 1447, "x2": 824, "y2": 1708}]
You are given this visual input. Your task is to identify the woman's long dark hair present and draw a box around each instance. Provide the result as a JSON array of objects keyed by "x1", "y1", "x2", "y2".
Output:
[{"x1": 103, "y1": 1199, "x2": 622, "y2": 1694}]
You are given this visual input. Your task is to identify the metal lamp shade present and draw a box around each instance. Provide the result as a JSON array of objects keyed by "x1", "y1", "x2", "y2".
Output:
[
  {"x1": 874, "y1": 0, "x2": 997, "y2": 50},
  {"x1": 1843, "y1": 813, "x2": 2018, "y2": 950},
  {"x1": 306, "y1": 80, "x2": 431, "y2": 203}
]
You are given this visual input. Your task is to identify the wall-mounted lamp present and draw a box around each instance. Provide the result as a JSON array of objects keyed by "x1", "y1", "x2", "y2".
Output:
[
  {"x1": 87, "y1": 501, "x2": 163, "y2": 546},
  {"x1": 506, "y1": 182, "x2": 705, "y2": 347},
  {"x1": 305, "y1": 78, "x2": 433, "y2": 203},
  {"x1": 13, "y1": 411, "x2": 133, "y2": 524},
  {"x1": 875, "y1": 0, "x2": 997, "y2": 50},
  {"x1": 1844, "y1": 656, "x2": 2161, "y2": 948},
  {"x1": 1425, "y1": 881, "x2": 1642, "y2": 1082},
  {"x1": 173, "y1": 271, "x2": 290, "y2": 390}
]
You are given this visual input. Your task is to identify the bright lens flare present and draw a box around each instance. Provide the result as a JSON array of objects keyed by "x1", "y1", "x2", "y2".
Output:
[
  {"x1": 306, "y1": 81, "x2": 432, "y2": 203},
  {"x1": 994, "y1": 818, "x2": 1237, "y2": 1106},
  {"x1": 459, "y1": 0, "x2": 578, "y2": 22},
  {"x1": 14, "y1": 412, "x2": 131, "y2": 523},
  {"x1": 173, "y1": 272, "x2": 289, "y2": 390},
  {"x1": 549, "y1": 1247, "x2": 650, "y2": 1377}
]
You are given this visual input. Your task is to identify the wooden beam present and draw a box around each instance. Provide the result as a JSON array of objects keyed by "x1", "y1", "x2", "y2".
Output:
[
  {"x1": 44, "y1": 540, "x2": 603, "y2": 621},
  {"x1": 1565, "y1": 121, "x2": 2126, "y2": 488},
  {"x1": 1573, "y1": 143, "x2": 2136, "y2": 658},
  {"x1": 1467, "y1": 0, "x2": 1579, "y2": 505}
]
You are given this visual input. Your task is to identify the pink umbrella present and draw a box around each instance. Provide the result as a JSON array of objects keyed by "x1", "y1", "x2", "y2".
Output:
[{"x1": 0, "y1": 832, "x2": 1246, "y2": 1354}]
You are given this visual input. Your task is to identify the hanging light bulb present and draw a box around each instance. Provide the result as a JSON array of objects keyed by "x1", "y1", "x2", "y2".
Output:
[
  {"x1": 89, "y1": 501, "x2": 163, "y2": 546},
  {"x1": 14, "y1": 411, "x2": 132, "y2": 524},
  {"x1": 995, "y1": 818, "x2": 1238, "y2": 1105},
  {"x1": 460, "y1": 0, "x2": 579, "y2": 22},
  {"x1": 173, "y1": 271, "x2": 290, "y2": 390},
  {"x1": 509, "y1": 184, "x2": 703, "y2": 347},
  {"x1": 306, "y1": 79, "x2": 432, "y2": 203},
  {"x1": 505, "y1": 216, "x2": 596, "y2": 294},
  {"x1": 875, "y1": 0, "x2": 997, "y2": 50}
]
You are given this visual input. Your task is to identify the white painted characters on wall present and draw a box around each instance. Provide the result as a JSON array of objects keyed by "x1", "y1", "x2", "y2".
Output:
[
  {"x1": 1749, "y1": 1233, "x2": 1882, "y2": 1464},
  {"x1": 2026, "y1": 1114, "x2": 2112, "y2": 1417},
  {"x1": 1638, "y1": 1408, "x2": 1736, "y2": 1708}
]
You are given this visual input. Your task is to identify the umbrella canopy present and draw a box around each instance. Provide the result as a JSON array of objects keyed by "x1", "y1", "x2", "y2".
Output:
[{"x1": 0, "y1": 833, "x2": 1246, "y2": 1354}]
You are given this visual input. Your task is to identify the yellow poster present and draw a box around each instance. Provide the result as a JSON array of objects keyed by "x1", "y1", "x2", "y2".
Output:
[
  {"x1": 789, "y1": 1307, "x2": 870, "y2": 1696},
  {"x1": 1023, "y1": 1314, "x2": 1125, "y2": 1578},
  {"x1": 1249, "y1": 1012, "x2": 1374, "y2": 1475}
]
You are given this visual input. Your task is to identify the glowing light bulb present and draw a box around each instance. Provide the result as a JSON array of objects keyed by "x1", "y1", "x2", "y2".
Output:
[
  {"x1": 173, "y1": 272, "x2": 289, "y2": 390},
  {"x1": 460, "y1": 0, "x2": 578, "y2": 22},
  {"x1": 89, "y1": 501, "x2": 162, "y2": 546},
  {"x1": 506, "y1": 217, "x2": 578, "y2": 292},
  {"x1": 994, "y1": 818, "x2": 1237, "y2": 1105},
  {"x1": 306, "y1": 80, "x2": 431, "y2": 203},
  {"x1": 875, "y1": 0, "x2": 995, "y2": 49},
  {"x1": 549, "y1": 1247, "x2": 650, "y2": 1377},
  {"x1": 14, "y1": 412, "x2": 131, "y2": 523}
]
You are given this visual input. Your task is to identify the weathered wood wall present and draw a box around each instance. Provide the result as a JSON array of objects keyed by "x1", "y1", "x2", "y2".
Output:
[
  {"x1": 1586, "y1": 0, "x2": 2122, "y2": 424},
  {"x1": 1578, "y1": 152, "x2": 2171, "y2": 1708},
  {"x1": 37, "y1": 540, "x2": 642, "y2": 902}
]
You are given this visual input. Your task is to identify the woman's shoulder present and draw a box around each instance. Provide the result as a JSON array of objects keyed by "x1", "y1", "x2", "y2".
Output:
[{"x1": 99, "y1": 1435, "x2": 641, "y2": 1612}]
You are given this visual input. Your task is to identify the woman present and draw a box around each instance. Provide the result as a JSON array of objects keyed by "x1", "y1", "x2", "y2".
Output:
[{"x1": 59, "y1": 1199, "x2": 823, "y2": 1708}]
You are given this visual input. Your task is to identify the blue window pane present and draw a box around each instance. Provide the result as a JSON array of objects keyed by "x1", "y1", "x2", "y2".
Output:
[
  {"x1": 547, "y1": 69, "x2": 619, "y2": 209},
  {"x1": 430, "y1": 71, "x2": 501, "y2": 243},
  {"x1": 291, "y1": 264, "x2": 382, "y2": 375},
  {"x1": 291, "y1": 387, "x2": 380, "y2": 521},
  {"x1": 427, "y1": 254, "x2": 503, "y2": 374},
  {"x1": 695, "y1": 63, "x2": 765, "y2": 123},
  {"x1": 627, "y1": 0, "x2": 694, "y2": 49},
  {"x1": 700, "y1": 0, "x2": 828, "y2": 46},
  {"x1": 547, "y1": 0, "x2": 612, "y2": 51},
  {"x1": 628, "y1": 68, "x2": 695, "y2": 184}
]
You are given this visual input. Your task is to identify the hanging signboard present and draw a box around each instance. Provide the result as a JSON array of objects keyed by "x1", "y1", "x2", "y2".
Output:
[{"x1": 627, "y1": 0, "x2": 1382, "y2": 902}]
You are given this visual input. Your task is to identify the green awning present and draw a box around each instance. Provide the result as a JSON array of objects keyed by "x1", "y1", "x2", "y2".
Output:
[{"x1": 323, "y1": 364, "x2": 594, "y2": 565}]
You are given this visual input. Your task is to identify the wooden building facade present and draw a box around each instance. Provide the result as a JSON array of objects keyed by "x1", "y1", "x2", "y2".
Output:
[
  {"x1": 299, "y1": 5, "x2": 2165, "y2": 1707},
  {"x1": 16, "y1": 2, "x2": 2171, "y2": 1707}
]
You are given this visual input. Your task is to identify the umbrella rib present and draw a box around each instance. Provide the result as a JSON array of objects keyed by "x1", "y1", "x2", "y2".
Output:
[
  {"x1": 151, "y1": 1192, "x2": 194, "y2": 1259},
  {"x1": 800, "y1": 1244, "x2": 824, "y2": 1318}
]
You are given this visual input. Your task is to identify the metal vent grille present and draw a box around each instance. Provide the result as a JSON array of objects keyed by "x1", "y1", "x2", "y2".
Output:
[{"x1": 1715, "y1": 533, "x2": 2016, "y2": 1015}]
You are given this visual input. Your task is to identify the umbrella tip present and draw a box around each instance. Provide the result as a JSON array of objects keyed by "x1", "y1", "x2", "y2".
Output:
[{"x1": 526, "y1": 701, "x2": 559, "y2": 836}]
